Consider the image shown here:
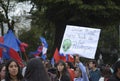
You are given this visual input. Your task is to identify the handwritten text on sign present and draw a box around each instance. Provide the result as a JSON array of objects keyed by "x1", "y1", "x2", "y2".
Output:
[{"x1": 59, "y1": 25, "x2": 101, "y2": 59}]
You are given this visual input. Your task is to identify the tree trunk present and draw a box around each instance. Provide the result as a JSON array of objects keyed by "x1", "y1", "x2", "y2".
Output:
[{"x1": 0, "y1": 22, "x2": 4, "y2": 36}]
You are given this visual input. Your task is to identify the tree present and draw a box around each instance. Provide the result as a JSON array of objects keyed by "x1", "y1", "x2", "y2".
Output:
[
  {"x1": 19, "y1": 0, "x2": 120, "y2": 63},
  {"x1": 0, "y1": 0, "x2": 15, "y2": 31},
  {"x1": 0, "y1": 11, "x2": 5, "y2": 36}
]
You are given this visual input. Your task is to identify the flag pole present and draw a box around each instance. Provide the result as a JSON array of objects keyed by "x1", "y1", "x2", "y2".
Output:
[{"x1": 23, "y1": 52, "x2": 28, "y2": 61}]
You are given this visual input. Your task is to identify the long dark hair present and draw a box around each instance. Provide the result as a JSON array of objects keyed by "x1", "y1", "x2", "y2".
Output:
[
  {"x1": 5, "y1": 59, "x2": 23, "y2": 81},
  {"x1": 0, "y1": 63, "x2": 5, "y2": 72},
  {"x1": 23, "y1": 58, "x2": 50, "y2": 81},
  {"x1": 56, "y1": 60, "x2": 70, "y2": 78},
  {"x1": 0, "y1": 63, "x2": 5, "y2": 80}
]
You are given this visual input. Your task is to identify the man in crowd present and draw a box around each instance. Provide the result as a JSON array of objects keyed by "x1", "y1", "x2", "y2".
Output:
[
  {"x1": 108, "y1": 60, "x2": 120, "y2": 81},
  {"x1": 89, "y1": 60, "x2": 101, "y2": 81}
]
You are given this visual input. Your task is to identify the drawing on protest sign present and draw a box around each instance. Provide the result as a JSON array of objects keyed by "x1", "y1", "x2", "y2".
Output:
[{"x1": 59, "y1": 25, "x2": 101, "y2": 59}]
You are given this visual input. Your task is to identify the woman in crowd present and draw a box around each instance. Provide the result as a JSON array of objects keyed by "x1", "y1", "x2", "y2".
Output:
[
  {"x1": 56, "y1": 60, "x2": 70, "y2": 81},
  {"x1": 0, "y1": 63, "x2": 6, "y2": 81},
  {"x1": 22, "y1": 58, "x2": 50, "y2": 81},
  {"x1": 2, "y1": 59, "x2": 23, "y2": 81}
]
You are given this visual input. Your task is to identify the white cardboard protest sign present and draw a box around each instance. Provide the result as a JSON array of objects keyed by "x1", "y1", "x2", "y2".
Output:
[{"x1": 59, "y1": 25, "x2": 101, "y2": 59}]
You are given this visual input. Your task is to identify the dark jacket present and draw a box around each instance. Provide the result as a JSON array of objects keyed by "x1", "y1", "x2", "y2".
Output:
[
  {"x1": 108, "y1": 74, "x2": 120, "y2": 81},
  {"x1": 60, "y1": 74, "x2": 70, "y2": 81}
]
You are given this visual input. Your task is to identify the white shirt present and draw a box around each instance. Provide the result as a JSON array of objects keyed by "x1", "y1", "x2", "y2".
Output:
[{"x1": 99, "y1": 77, "x2": 104, "y2": 81}]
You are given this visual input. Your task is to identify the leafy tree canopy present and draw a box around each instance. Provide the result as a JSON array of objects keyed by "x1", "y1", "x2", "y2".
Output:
[{"x1": 18, "y1": 0, "x2": 119, "y2": 63}]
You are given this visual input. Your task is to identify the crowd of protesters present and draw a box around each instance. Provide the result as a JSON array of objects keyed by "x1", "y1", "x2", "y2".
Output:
[{"x1": 0, "y1": 55, "x2": 120, "y2": 81}]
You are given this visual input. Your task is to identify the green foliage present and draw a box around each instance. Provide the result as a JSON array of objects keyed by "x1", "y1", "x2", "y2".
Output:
[
  {"x1": 18, "y1": 0, "x2": 119, "y2": 63},
  {"x1": 19, "y1": 9, "x2": 55, "y2": 58}
]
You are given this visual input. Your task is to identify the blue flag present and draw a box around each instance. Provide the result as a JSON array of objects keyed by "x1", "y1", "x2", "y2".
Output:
[
  {"x1": 0, "y1": 44, "x2": 10, "y2": 60},
  {"x1": 51, "y1": 58, "x2": 55, "y2": 67},
  {"x1": 30, "y1": 46, "x2": 43, "y2": 55},
  {"x1": 4, "y1": 30, "x2": 21, "y2": 51},
  {"x1": 41, "y1": 54, "x2": 47, "y2": 60},
  {"x1": 40, "y1": 37, "x2": 48, "y2": 48},
  {"x1": 0, "y1": 43, "x2": 24, "y2": 67}
]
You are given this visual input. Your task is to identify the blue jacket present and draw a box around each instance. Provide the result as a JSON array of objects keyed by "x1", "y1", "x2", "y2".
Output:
[
  {"x1": 89, "y1": 68, "x2": 101, "y2": 81},
  {"x1": 74, "y1": 62, "x2": 89, "y2": 81},
  {"x1": 74, "y1": 77, "x2": 83, "y2": 81}
]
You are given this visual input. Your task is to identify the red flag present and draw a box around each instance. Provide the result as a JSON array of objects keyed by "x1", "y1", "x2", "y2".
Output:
[
  {"x1": 60, "y1": 55, "x2": 66, "y2": 62},
  {"x1": 0, "y1": 48, "x2": 2, "y2": 58},
  {"x1": 0, "y1": 43, "x2": 24, "y2": 67},
  {"x1": 68, "y1": 55, "x2": 74, "y2": 62},
  {"x1": 0, "y1": 36, "x2": 4, "y2": 44},
  {"x1": 20, "y1": 42, "x2": 28, "y2": 52},
  {"x1": 53, "y1": 48, "x2": 61, "y2": 63},
  {"x1": 9, "y1": 48, "x2": 24, "y2": 67}
]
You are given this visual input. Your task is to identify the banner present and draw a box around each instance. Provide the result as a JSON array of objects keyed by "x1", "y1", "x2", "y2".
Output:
[{"x1": 59, "y1": 25, "x2": 101, "y2": 59}]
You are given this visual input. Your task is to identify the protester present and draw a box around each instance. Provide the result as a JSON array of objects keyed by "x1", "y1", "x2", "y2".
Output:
[
  {"x1": 89, "y1": 60, "x2": 101, "y2": 81},
  {"x1": 86, "y1": 62, "x2": 90, "y2": 79},
  {"x1": 66, "y1": 61, "x2": 75, "y2": 81},
  {"x1": 44, "y1": 60, "x2": 52, "y2": 71},
  {"x1": 22, "y1": 58, "x2": 50, "y2": 81},
  {"x1": 74, "y1": 55, "x2": 89, "y2": 81},
  {"x1": 99, "y1": 65, "x2": 112, "y2": 81},
  {"x1": 108, "y1": 60, "x2": 120, "y2": 81},
  {"x1": 45, "y1": 59, "x2": 58, "y2": 81},
  {"x1": 56, "y1": 60, "x2": 70, "y2": 81},
  {"x1": 0, "y1": 63, "x2": 6, "y2": 81},
  {"x1": 2, "y1": 59, "x2": 23, "y2": 81},
  {"x1": 74, "y1": 67, "x2": 83, "y2": 81},
  {"x1": 48, "y1": 68, "x2": 58, "y2": 81}
]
